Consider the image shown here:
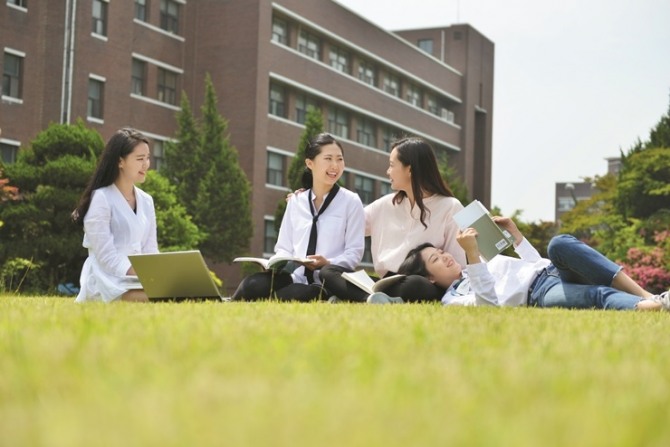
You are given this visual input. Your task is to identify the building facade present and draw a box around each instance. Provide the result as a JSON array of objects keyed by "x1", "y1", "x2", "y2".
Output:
[{"x1": 1, "y1": 0, "x2": 494, "y2": 289}]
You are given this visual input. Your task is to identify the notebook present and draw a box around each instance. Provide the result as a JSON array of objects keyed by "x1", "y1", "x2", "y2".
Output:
[{"x1": 128, "y1": 250, "x2": 225, "y2": 301}]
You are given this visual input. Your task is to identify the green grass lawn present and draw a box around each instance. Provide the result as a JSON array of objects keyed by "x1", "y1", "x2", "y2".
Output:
[{"x1": 1, "y1": 296, "x2": 669, "y2": 447}]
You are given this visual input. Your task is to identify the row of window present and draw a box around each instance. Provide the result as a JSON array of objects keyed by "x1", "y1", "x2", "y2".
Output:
[
  {"x1": 269, "y1": 82, "x2": 412, "y2": 153},
  {"x1": 93, "y1": 0, "x2": 181, "y2": 38},
  {"x1": 272, "y1": 15, "x2": 457, "y2": 124}
]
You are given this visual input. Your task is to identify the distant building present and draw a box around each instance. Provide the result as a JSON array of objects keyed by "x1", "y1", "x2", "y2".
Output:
[
  {"x1": 2, "y1": 0, "x2": 494, "y2": 289},
  {"x1": 555, "y1": 157, "x2": 621, "y2": 223}
]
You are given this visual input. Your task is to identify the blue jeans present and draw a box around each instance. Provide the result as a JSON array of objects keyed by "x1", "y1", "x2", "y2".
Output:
[{"x1": 528, "y1": 234, "x2": 641, "y2": 310}]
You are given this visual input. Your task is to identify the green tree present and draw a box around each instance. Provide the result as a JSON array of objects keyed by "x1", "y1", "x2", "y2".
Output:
[
  {"x1": 274, "y1": 106, "x2": 324, "y2": 233},
  {"x1": 192, "y1": 74, "x2": 252, "y2": 262},
  {"x1": 0, "y1": 120, "x2": 103, "y2": 292},
  {"x1": 616, "y1": 147, "x2": 670, "y2": 220},
  {"x1": 162, "y1": 93, "x2": 202, "y2": 211},
  {"x1": 437, "y1": 153, "x2": 469, "y2": 205}
]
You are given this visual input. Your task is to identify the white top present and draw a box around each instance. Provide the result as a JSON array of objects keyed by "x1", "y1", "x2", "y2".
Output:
[
  {"x1": 75, "y1": 184, "x2": 158, "y2": 302},
  {"x1": 274, "y1": 186, "x2": 365, "y2": 284},
  {"x1": 365, "y1": 194, "x2": 467, "y2": 276},
  {"x1": 441, "y1": 238, "x2": 551, "y2": 307}
]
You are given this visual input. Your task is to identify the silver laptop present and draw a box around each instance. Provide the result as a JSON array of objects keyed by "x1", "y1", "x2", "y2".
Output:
[{"x1": 128, "y1": 250, "x2": 225, "y2": 301}]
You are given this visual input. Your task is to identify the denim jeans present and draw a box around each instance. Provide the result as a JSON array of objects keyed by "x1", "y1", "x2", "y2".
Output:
[{"x1": 528, "y1": 234, "x2": 641, "y2": 310}]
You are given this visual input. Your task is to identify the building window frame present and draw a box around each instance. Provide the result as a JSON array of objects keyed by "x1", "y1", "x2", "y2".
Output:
[
  {"x1": 160, "y1": 0, "x2": 180, "y2": 34},
  {"x1": 7, "y1": 0, "x2": 28, "y2": 9},
  {"x1": 271, "y1": 17, "x2": 288, "y2": 45},
  {"x1": 264, "y1": 218, "x2": 278, "y2": 254},
  {"x1": 382, "y1": 72, "x2": 400, "y2": 97},
  {"x1": 135, "y1": 0, "x2": 148, "y2": 21},
  {"x1": 356, "y1": 117, "x2": 376, "y2": 148},
  {"x1": 131, "y1": 58, "x2": 147, "y2": 96},
  {"x1": 269, "y1": 83, "x2": 286, "y2": 118},
  {"x1": 92, "y1": 0, "x2": 108, "y2": 37},
  {"x1": 357, "y1": 60, "x2": 376, "y2": 86},
  {"x1": 417, "y1": 38, "x2": 434, "y2": 54},
  {"x1": 152, "y1": 140, "x2": 165, "y2": 171},
  {"x1": 266, "y1": 151, "x2": 286, "y2": 187},
  {"x1": 329, "y1": 45, "x2": 350, "y2": 74},
  {"x1": 157, "y1": 67, "x2": 178, "y2": 105},
  {"x1": 295, "y1": 93, "x2": 318, "y2": 124},
  {"x1": 297, "y1": 30, "x2": 321, "y2": 61},
  {"x1": 328, "y1": 106, "x2": 349, "y2": 140},
  {"x1": 87, "y1": 76, "x2": 105, "y2": 120},
  {"x1": 2, "y1": 50, "x2": 24, "y2": 100},
  {"x1": 0, "y1": 140, "x2": 19, "y2": 164},
  {"x1": 406, "y1": 83, "x2": 422, "y2": 107},
  {"x1": 354, "y1": 174, "x2": 375, "y2": 205}
]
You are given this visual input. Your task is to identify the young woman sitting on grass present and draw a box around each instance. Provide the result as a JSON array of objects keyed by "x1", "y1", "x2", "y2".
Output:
[{"x1": 385, "y1": 215, "x2": 670, "y2": 310}]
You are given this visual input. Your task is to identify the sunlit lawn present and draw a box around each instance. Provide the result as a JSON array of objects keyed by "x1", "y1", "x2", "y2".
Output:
[{"x1": 1, "y1": 295, "x2": 669, "y2": 447}]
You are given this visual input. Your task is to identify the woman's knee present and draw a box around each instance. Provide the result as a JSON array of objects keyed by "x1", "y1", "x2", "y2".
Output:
[{"x1": 547, "y1": 234, "x2": 577, "y2": 260}]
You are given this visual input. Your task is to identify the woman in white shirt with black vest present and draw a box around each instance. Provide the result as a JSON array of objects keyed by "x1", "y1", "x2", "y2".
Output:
[
  {"x1": 231, "y1": 133, "x2": 365, "y2": 302},
  {"x1": 72, "y1": 128, "x2": 158, "y2": 303}
]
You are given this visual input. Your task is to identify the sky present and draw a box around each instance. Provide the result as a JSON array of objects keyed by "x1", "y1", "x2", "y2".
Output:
[{"x1": 335, "y1": 0, "x2": 670, "y2": 222}]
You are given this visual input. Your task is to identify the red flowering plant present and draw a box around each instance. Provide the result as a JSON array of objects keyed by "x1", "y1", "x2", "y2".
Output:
[{"x1": 618, "y1": 230, "x2": 670, "y2": 294}]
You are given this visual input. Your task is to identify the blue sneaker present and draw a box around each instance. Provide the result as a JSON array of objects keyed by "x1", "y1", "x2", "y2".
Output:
[{"x1": 367, "y1": 292, "x2": 404, "y2": 304}]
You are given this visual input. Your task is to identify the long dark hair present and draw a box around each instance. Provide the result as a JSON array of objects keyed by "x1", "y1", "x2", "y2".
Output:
[
  {"x1": 301, "y1": 132, "x2": 344, "y2": 189},
  {"x1": 398, "y1": 242, "x2": 435, "y2": 276},
  {"x1": 391, "y1": 137, "x2": 454, "y2": 228},
  {"x1": 72, "y1": 128, "x2": 150, "y2": 225}
]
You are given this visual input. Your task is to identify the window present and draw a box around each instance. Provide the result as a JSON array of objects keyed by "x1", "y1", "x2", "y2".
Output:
[
  {"x1": 135, "y1": 0, "x2": 147, "y2": 21},
  {"x1": 381, "y1": 126, "x2": 403, "y2": 153},
  {"x1": 295, "y1": 93, "x2": 318, "y2": 124},
  {"x1": 157, "y1": 68, "x2": 178, "y2": 105},
  {"x1": 269, "y1": 83, "x2": 286, "y2": 118},
  {"x1": 297, "y1": 30, "x2": 321, "y2": 60},
  {"x1": 87, "y1": 78, "x2": 105, "y2": 120},
  {"x1": 264, "y1": 219, "x2": 277, "y2": 254},
  {"x1": 271, "y1": 17, "x2": 288, "y2": 45},
  {"x1": 357, "y1": 60, "x2": 376, "y2": 86},
  {"x1": 92, "y1": 0, "x2": 108, "y2": 36},
  {"x1": 418, "y1": 39, "x2": 433, "y2": 54},
  {"x1": 426, "y1": 95, "x2": 439, "y2": 115},
  {"x1": 380, "y1": 182, "x2": 392, "y2": 196},
  {"x1": 328, "y1": 106, "x2": 349, "y2": 139},
  {"x1": 0, "y1": 142, "x2": 18, "y2": 164},
  {"x1": 382, "y1": 73, "x2": 399, "y2": 97},
  {"x1": 152, "y1": 140, "x2": 165, "y2": 171},
  {"x1": 8, "y1": 0, "x2": 27, "y2": 8},
  {"x1": 266, "y1": 152, "x2": 285, "y2": 187},
  {"x1": 2, "y1": 52, "x2": 23, "y2": 99},
  {"x1": 160, "y1": 0, "x2": 180, "y2": 34},
  {"x1": 356, "y1": 117, "x2": 376, "y2": 148},
  {"x1": 131, "y1": 59, "x2": 146, "y2": 96},
  {"x1": 406, "y1": 83, "x2": 422, "y2": 107},
  {"x1": 354, "y1": 175, "x2": 375, "y2": 205},
  {"x1": 329, "y1": 46, "x2": 350, "y2": 74}
]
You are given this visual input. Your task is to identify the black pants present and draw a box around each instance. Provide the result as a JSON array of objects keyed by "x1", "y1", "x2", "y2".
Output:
[
  {"x1": 320, "y1": 264, "x2": 446, "y2": 303},
  {"x1": 231, "y1": 271, "x2": 327, "y2": 302}
]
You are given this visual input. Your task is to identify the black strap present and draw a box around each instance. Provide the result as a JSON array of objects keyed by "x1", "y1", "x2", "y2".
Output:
[{"x1": 305, "y1": 184, "x2": 340, "y2": 283}]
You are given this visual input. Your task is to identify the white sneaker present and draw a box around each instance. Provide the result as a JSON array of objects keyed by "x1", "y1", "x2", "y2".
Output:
[
  {"x1": 650, "y1": 291, "x2": 670, "y2": 311},
  {"x1": 367, "y1": 292, "x2": 404, "y2": 304}
]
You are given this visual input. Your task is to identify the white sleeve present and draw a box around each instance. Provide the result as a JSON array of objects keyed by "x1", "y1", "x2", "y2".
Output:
[
  {"x1": 273, "y1": 197, "x2": 296, "y2": 258},
  {"x1": 327, "y1": 194, "x2": 365, "y2": 270},
  {"x1": 84, "y1": 191, "x2": 131, "y2": 276},
  {"x1": 465, "y1": 262, "x2": 501, "y2": 306}
]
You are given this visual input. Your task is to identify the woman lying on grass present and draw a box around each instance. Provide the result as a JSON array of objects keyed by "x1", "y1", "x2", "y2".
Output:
[{"x1": 385, "y1": 216, "x2": 669, "y2": 311}]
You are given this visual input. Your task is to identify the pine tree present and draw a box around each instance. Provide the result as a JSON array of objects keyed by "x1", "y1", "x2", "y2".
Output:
[
  {"x1": 274, "y1": 106, "x2": 324, "y2": 232},
  {"x1": 193, "y1": 74, "x2": 252, "y2": 262}
]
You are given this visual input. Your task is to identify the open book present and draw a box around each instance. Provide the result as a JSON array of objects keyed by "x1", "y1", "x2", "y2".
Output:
[
  {"x1": 453, "y1": 200, "x2": 515, "y2": 261},
  {"x1": 233, "y1": 256, "x2": 315, "y2": 272},
  {"x1": 341, "y1": 270, "x2": 405, "y2": 294}
]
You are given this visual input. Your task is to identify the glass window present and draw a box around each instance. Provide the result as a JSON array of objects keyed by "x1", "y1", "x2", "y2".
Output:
[
  {"x1": 160, "y1": 0, "x2": 180, "y2": 34},
  {"x1": 87, "y1": 78, "x2": 104, "y2": 119},
  {"x1": 157, "y1": 68, "x2": 178, "y2": 105},
  {"x1": 380, "y1": 182, "x2": 392, "y2": 196},
  {"x1": 2, "y1": 52, "x2": 23, "y2": 99},
  {"x1": 92, "y1": 0, "x2": 108, "y2": 36},
  {"x1": 426, "y1": 95, "x2": 439, "y2": 115},
  {"x1": 297, "y1": 30, "x2": 321, "y2": 60},
  {"x1": 354, "y1": 175, "x2": 375, "y2": 205},
  {"x1": 8, "y1": 0, "x2": 28, "y2": 8},
  {"x1": 271, "y1": 17, "x2": 288, "y2": 45},
  {"x1": 328, "y1": 106, "x2": 349, "y2": 139},
  {"x1": 295, "y1": 93, "x2": 318, "y2": 124},
  {"x1": 131, "y1": 59, "x2": 146, "y2": 96},
  {"x1": 356, "y1": 117, "x2": 376, "y2": 148},
  {"x1": 357, "y1": 60, "x2": 376, "y2": 86},
  {"x1": 264, "y1": 219, "x2": 278, "y2": 254},
  {"x1": 135, "y1": 0, "x2": 147, "y2": 21},
  {"x1": 266, "y1": 152, "x2": 285, "y2": 187},
  {"x1": 382, "y1": 73, "x2": 399, "y2": 97},
  {"x1": 418, "y1": 39, "x2": 433, "y2": 54},
  {"x1": 269, "y1": 83, "x2": 286, "y2": 118},
  {"x1": 329, "y1": 46, "x2": 350, "y2": 74},
  {"x1": 0, "y1": 142, "x2": 18, "y2": 164},
  {"x1": 406, "y1": 83, "x2": 421, "y2": 107},
  {"x1": 152, "y1": 140, "x2": 165, "y2": 171}
]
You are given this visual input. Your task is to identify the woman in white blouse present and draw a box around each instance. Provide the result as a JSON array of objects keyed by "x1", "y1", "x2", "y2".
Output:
[
  {"x1": 72, "y1": 128, "x2": 158, "y2": 302},
  {"x1": 231, "y1": 133, "x2": 365, "y2": 301}
]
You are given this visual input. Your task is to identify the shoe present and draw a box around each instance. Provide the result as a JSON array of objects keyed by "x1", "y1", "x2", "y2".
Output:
[
  {"x1": 650, "y1": 291, "x2": 670, "y2": 311},
  {"x1": 367, "y1": 292, "x2": 404, "y2": 304},
  {"x1": 327, "y1": 296, "x2": 340, "y2": 304}
]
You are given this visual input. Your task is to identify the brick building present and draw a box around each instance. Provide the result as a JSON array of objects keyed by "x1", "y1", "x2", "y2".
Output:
[{"x1": 1, "y1": 0, "x2": 494, "y2": 289}]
